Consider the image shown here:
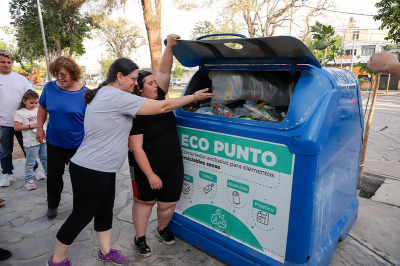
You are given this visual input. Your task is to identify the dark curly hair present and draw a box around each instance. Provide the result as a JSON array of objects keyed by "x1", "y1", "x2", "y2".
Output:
[
  {"x1": 49, "y1": 56, "x2": 81, "y2": 82},
  {"x1": 84, "y1": 58, "x2": 139, "y2": 104}
]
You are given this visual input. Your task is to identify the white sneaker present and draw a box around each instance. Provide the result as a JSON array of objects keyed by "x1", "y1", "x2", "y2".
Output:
[
  {"x1": 0, "y1": 174, "x2": 14, "y2": 187},
  {"x1": 34, "y1": 169, "x2": 46, "y2": 180},
  {"x1": 25, "y1": 180, "x2": 37, "y2": 191}
]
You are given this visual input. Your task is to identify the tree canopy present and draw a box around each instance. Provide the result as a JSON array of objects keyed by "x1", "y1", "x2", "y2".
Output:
[
  {"x1": 10, "y1": 0, "x2": 99, "y2": 58},
  {"x1": 96, "y1": 17, "x2": 146, "y2": 58},
  {"x1": 190, "y1": 19, "x2": 242, "y2": 40},
  {"x1": 100, "y1": 54, "x2": 115, "y2": 77},
  {"x1": 223, "y1": 0, "x2": 334, "y2": 38},
  {"x1": 171, "y1": 62, "x2": 187, "y2": 78},
  {"x1": 310, "y1": 22, "x2": 343, "y2": 66},
  {"x1": 374, "y1": 0, "x2": 400, "y2": 44}
]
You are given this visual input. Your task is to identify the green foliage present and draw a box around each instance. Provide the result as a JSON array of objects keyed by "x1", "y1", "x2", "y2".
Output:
[
  {"x1": 12, "y1": 65, "x2": 24, "y2": 74},
  {"x1": 374, "y1": 0, "x2": 400, "y2": 44},
  {"x1": 171, "y1": 62, "x2": 187, "y2": 79},
  {"x1": 354, "y1": 62, "x2": 377, "y2": 76},
  {"x1": 382, "y1": 44, "x2": 395, "y2": 51},
  {"x1": 190, "y1": 18, "x2": 243, "y2": 40},
  {"x1": 9, "y1": 0, "x2": 97, "y2": 58},
  {"x1": 190, "y1": 21, "x2": 218, "y2": 40},
  {"x1": 358, "y1": 78, "x2": 368, "y2": 85},
  {"x1": 310, "y1": 22, "x2": 343, "y2": 66},
  {"x1": 100, "y1": 55, "x2": 115, "y2": 76},
  {"x1": 0, "y1": 38, "x2": 11, "y2": 51}
]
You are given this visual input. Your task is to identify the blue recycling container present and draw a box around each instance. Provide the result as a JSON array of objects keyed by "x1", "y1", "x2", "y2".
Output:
[{"x1": 169, "y1": 34, "x2": 364, "y2": 266}]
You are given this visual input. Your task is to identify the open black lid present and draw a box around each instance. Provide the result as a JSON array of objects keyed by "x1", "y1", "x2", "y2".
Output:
[{"x1": 170, "y1": 35, "x2": 321, "y2": 68}]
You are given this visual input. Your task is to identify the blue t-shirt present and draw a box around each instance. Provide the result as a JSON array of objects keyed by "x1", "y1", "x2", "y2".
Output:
[{"x1": 39, "y1": 81, "x2": 87, "y2": 149}]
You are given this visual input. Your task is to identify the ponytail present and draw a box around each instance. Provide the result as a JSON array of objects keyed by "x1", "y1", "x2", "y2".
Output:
[
  {"x1": 84, "y1": 58, "x2": 138, "y2": 104},
  {"x1": 84, "y1": 80, "x2": 110, "y2": 104}
]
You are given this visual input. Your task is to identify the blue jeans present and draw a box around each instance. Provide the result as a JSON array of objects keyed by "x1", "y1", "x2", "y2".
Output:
[
  {"x1": 24, "y1": 143, "x2": 47, "y2": 182},
  {"x1": 0, "y1": 126, "x2": 38, "y2": 174}
]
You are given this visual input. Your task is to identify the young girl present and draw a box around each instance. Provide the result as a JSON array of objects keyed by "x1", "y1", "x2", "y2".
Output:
[{"x1": 14, "y1": 90, "x2": 47, "y2": 191}]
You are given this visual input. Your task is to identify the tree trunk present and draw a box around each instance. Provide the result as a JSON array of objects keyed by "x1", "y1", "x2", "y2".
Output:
[
  {"x1": 56, "y1": 40, "x2": 61, "y2": 57},
  {"x1": 141, "y1": 0, "x2": 162, "y2": 76},
  {"x1": 29, "y1": 59, "x2": 33, "y2": 84},
  {"x1": 358, "y1": 74, "x2": 381, "y2": 190},
  {"x1": 69, "y1": 18, "x2": 75, "y2": 56}
]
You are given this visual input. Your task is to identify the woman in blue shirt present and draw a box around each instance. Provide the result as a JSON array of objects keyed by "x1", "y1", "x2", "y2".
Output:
[{"x1": 36, "y1": 56, "x2": 88, "y2": 219}]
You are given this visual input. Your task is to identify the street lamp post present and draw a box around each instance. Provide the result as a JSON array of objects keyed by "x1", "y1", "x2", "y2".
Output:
[{"x1": 36, "y1": 0, "x2": 51, "y2": 82}]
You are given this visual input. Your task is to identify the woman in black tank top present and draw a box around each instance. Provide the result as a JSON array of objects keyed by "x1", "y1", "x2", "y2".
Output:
[{"x1": 128, "y1": 34, "x2": 184, "y2": 257}]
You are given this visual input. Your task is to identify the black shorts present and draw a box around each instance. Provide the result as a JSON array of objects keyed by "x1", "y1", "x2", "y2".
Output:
[{"x1": 130, "y1": 163, "x2": 184, "y2": 203}]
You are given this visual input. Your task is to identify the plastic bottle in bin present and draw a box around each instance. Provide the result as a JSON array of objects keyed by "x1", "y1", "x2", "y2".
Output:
[
  {"x1": 213, "y1": 104, "x2": 233, "y2": 117},
  {"x1": 243, "y1": 101, "x2": 282, "y2": 122}
]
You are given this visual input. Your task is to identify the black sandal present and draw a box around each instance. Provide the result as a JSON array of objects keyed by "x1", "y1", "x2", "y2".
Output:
[{"x1": 0, "y1": 199, "x2": 5, "y2": 208}]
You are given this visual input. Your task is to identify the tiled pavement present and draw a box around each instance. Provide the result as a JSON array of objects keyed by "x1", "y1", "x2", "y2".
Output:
[{"x1": 0, "y1": 159, "x2": 225, "y2": 266}]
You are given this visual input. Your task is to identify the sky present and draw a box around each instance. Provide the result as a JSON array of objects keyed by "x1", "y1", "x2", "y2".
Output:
[{"x1": 0, "y1": 0, "x2": 382, "y2": 72}]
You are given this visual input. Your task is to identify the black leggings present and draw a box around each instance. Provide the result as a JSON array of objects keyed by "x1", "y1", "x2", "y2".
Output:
[
  {"x1": 47, "y1": 143, "x2": 78, "y2": 209},
  {"x1": 57, "y1": 162, "x2": 116, "y2": 245}
]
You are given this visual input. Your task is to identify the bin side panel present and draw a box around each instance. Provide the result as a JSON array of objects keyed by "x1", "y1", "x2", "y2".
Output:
[
  {"x1": 311, "y1": 69, "x2": 362, "y2": 260},
  {"x1": 284, "y1": 67, "x2": 334, "y2": 135}
]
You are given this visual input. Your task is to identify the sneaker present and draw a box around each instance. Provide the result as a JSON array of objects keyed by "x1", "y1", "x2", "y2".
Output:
[
  {"x1": 46, "y1": 255, "x2": 72, "y2": 266},
  {"x1": 155, "y1": 227, "x2": 175, "y2": 245},
  {"x1": 0, "y1": 174, "x2": 14, "y2": 187},
  {"x1": 47, "y1": 208, "x2": 57, "y2": 219},
  {"x1": 24, "y1": 180, "x2": 37, "y2": 191},
  {"x1": 97, "y1": 249, "x2": 128, "y2": 265},
  {"x1": 34, "y1": 168, "x2": 46, "y2": 180},
  {"x1": 133, "y1": 235, "x2": 151, "y2": 257}
]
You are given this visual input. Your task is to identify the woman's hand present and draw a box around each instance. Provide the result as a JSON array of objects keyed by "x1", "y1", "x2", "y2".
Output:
[
  {"x1": 193, "y1": 88, "x2": 215, "y2": 101},
  {"x1": 148, "y1": 173, "x2": 163, "y2": 190},
  {"x1": 30, "y1": 123, "x2": 38, "y2": 129},
  {"x1": 166, "y1": 34, "x2": 181, "y2": 47},
  {"x1": 367, "y1": 51, "x2": 399, "y2": 73},
  {"x1": 36, "y1": 128, "x2": 46, "y2": 144}
]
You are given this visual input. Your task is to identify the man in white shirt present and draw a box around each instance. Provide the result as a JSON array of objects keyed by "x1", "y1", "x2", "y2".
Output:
[{"x1": 0, "y1": 50, "x2": 45, "y2": 187}]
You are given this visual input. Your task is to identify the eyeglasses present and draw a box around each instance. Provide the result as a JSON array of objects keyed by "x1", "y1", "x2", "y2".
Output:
[
  {"x1": 127, "y1": 76, "x2": 138, "y2": 82},
  {"x1": 53, "y1": 73, "x2": 70, "y2": 78}
]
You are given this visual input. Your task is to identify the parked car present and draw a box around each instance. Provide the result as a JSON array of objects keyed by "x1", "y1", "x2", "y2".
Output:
[{"x1": 170, "y1": 78, "x2": 182, "y2": 86}]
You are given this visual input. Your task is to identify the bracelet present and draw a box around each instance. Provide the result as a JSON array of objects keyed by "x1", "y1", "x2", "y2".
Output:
[
  {"x1": 193, "y1": 93, "x2": 197, "y2": 103},
  {"x1": 29, "y1": 124, "x2": 31, "y2": 129},
  {"x1": 385, "y1": 61, "x2": 398, "y2": 74},
  {"x1": 37, "y1": 128, "x2": 43, "y2": 130}
]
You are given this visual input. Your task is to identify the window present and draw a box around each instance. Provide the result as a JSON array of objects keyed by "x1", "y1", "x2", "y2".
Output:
[
  {"x1": 361, "y1": 48, "x2": 375, "y2": 56},
  {"x1": 345, "y1": 49, "x2": 356, "y2": 56},
  {"x1": 352, "y1": 31, "x2": 359, "y2": 40}
]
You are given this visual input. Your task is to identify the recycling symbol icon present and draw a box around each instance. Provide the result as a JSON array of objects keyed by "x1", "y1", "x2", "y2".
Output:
[{"x1": 211, "y1": 209, "x2": 227, "y2": 229}]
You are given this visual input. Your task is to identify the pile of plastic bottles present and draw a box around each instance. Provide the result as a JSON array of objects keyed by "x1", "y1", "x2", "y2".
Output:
[{"x1": 191, "y1": 100, "x2": 286, "y2": 123}]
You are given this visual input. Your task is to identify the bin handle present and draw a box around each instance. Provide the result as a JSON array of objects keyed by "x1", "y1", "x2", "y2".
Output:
[{"x1": 196, "y1": 33, "x2": 247, "y2": 40}]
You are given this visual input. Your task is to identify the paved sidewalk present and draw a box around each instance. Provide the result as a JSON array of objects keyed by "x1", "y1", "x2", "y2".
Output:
[
  {"x1": 1, "y1": 159, "x2": 399, "y2": 266},
  {"x1": 0, "y1": 160, "x2": 225, "y2": 266},
  {"x1": 1, "y1": 94, "x2": 399, "y2": 266}
]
